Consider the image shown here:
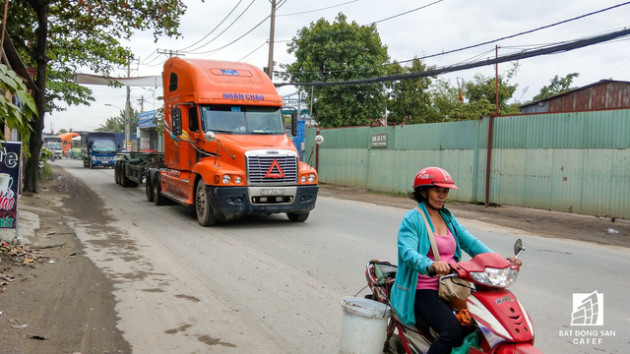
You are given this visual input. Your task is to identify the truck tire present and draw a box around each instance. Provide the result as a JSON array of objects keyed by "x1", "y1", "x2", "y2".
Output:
[
  {"x1": 114, "y1": 161, "x2": 121, "y2": 185},
  {"x1": 153, "y1": 173, "x2": 167, "y2": 205},
  {"x1": 121, "y1": 164, "x2": 131, "y2": 187},
  {"x1": 287, "y1": 212, "x2": 309, "y2": 222},
  {"x1": 195, "y1": 180, "x2": 216, "y2": 226},
  {"x1": 145, "y1": 171, "x2": 154, "y2": 202}
]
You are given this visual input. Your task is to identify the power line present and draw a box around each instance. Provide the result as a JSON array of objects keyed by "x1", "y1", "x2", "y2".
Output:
[
  {"x1": 275, "y1": 28, "x2": 630, "y2": 87},
  {"x1": 177, "y1": 0, "x2": 245, "y2": 52},
  {"x1": 239, "y1": 40, "x2": 268, "y2": 61},
  {"x1": 182, "y1": 0, "x2": 257, "y2": 54},
  {"x1": 276, "y1": 1, "x2": 630, "y2": 76},
  {"x1": 372, "y1": 0, "x2": 444, "y2": 24},
  {"x1": 193, "y1": 15, "x2": 272, "y2": 57},
  {"x1": 277, "y1": 0, "x2": 359, "y2": 17}
]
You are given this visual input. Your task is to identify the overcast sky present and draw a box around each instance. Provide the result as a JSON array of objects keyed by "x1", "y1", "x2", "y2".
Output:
[{"x1": 47, "y1": 0, "x2": 630, "y2": 133}]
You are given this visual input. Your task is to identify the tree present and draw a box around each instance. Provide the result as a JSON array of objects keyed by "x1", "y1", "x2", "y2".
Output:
[
  {"x1": 283, "y1": 13, "x2": 389, "y2": 127},
  {"x1": 532, "y1": 73, "x2": 579, "y2": 101},
  {"x1": 96, "y1": 108, "x2": 139, "y2": 133},
  {"x1": 8, "y1": 0, "x2": 186, "y2": 193},
  {"x1": 429, "y1": 78, "x2": 461, "y2": 121},
  {"x1": 385, "y1": 59, "x2": 438, "y2": 125},
  {"x1": 0, "y1": 64, "x2": 37, "y2": 143},
  {"x1": 450, "y1": 63, "x2": 521, "y2": 119}
]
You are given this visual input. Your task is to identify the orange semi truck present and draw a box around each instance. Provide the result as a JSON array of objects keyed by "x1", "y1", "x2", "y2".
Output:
[{"x1": 116, "y1": 58, "x2": 319, "y2": 226}]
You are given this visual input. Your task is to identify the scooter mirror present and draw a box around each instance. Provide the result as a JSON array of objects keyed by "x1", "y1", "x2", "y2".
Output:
[{"x1": 514, "y1": 239, "x2": 524, "y2": 256}]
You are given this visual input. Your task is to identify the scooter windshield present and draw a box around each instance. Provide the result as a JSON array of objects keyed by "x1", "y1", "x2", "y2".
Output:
[{"x1": 200, "y1": 105, "x2": 285, "y2": 135}]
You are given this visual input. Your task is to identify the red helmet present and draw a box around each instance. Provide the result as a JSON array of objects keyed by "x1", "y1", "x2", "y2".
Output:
[{"x1": 413, "y1": 167, "x2": 458, "y2": 189}]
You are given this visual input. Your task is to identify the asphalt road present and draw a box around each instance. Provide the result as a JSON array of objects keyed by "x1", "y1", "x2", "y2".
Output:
[{"x1": 55, "y1": 158, "x2": 629, "y2": 353}]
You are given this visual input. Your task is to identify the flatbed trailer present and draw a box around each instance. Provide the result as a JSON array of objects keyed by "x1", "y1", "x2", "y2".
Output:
[{"x1": 114, "y1": 152, "x2": 164, "y2": 188}]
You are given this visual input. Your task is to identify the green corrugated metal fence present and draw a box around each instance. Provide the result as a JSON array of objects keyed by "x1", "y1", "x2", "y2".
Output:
[{"x1": 305, "y1": 109, "x2": 630, "y2": 219}]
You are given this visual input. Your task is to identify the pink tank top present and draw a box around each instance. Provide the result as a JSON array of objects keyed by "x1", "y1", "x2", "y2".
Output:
[{"x1": 417, "y1": 228, "x2": 457, "y2": 290}]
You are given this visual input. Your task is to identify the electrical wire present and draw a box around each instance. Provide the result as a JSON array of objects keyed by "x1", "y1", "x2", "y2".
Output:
[
  {"x1": 372, "y1": 0, "x2": 444, "y2": 24},
  {"x1": 275, "y1": 28, "x2": 630, "y2": 87},
  {"x1": 277, "y1": 0, "x2": 359, "y2": 17},
  {"x1": 276, "y1": 1, "x2": 630, "y2": 76},
  {"x1": 239, "y1": 40, "x2": 268, "y2": 61},
  {"x1": 190, "y1": 15, "x2": 272, "y2": 56},
  {"x1": 181, "y1": 0, "x2": 257, "y2": 54},
  {"x1": 177, "y1": 0, "x2": 245, "y2": 52}
]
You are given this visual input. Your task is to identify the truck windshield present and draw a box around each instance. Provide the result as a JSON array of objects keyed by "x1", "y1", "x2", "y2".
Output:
[
  {"x1": 47, "y1": 142, "x2": 62, "y2": 150},
  {"x1": 92, "y1": 140, "x2": 116, "y2": 152},
  {"x1": 200, "y1": 105, "x2": 285, "y2": 134}
]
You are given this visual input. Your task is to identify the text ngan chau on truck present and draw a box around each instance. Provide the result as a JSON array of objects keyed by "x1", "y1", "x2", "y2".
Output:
[{"x1": 143, "y1": 58, "x2": 319, "y2": 226}]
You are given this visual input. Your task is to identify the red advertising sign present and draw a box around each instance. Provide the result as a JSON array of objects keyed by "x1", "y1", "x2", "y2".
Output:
[{"x1": 0, "y1": 142, "x2": 21, "y2": 229}]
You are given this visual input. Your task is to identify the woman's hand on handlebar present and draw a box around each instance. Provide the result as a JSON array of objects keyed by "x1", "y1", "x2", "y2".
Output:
[
  {"x1": 507, "y1": 256, "x2": 523, "y2": 267},
  {"x1": 431, "y1": 261, "x2": 451, "y2": 275}
]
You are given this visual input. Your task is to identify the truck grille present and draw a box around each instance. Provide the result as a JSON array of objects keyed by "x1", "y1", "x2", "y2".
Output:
[{"x1": 247, "y1": 152, "x2": 298, "y2": 185}]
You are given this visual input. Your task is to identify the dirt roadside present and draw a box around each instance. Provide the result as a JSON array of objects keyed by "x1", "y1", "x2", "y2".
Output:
[{"x1": 0, "y1": 165, "x2": 628, "y2": 353}]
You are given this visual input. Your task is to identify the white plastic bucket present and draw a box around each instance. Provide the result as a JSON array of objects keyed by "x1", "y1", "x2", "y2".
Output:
[{"x1": 339, "y1": 296, "x2": 392, "y2": 354}]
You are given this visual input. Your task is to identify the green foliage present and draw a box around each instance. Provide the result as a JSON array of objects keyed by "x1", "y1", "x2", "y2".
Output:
[
  {"x1": 532, "y1": 73, "x2": 579, "y2": 101},
  {"x1": 429, "y1": 79, "x2": 461, "y2": 121},
  {"x1": 96, "y1": 108, "x2": 139, "y2": 133},
  {"x1": 283, "y1": 13, "x2": 389, "y2": 127},
  {"x1": 40, "y1": 148, "x2": 53, "y2": 161},
  {"x1": 448, "y1": 63, "x2": 521, "y2": 120},
  {"x1": 0, "y1": 64, "x2": 36, "y2": 149},
  {"x1": 8, "y1": 0, "x2": 185, "y2": 114},
  {"x1": 9, "y1": 0, "x2": 186, "y2": 192},
  {"x1": 385, "y1": 59, "x2": 439, "y2": 125}
]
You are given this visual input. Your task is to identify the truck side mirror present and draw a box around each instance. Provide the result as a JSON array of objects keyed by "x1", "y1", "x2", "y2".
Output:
[
  {"x1": 291, "y1": 111, "x2": 298, "y2": 137},
  {"x1": 172, "y1": 108, "x2": 183, "y2": 136}
]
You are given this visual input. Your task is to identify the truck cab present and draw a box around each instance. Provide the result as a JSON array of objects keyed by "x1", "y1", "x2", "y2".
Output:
[
  {"x1": 151, "y1": 58, "x2": 318, "y2": 226},
  {"x1": 81, "y1": 132, "x2": 116, "y2": 168}
]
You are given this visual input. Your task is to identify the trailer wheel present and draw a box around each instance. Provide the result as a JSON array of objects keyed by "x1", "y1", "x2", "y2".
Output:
[
  {"x1": 287, "y1": 212, "x2": 309, "y2": 222},
  {"x1": 114, "y1": 161, "x2": 121, "y2": 185},
  {"x1": 195, "y1": 180, "x2": 216, "y2": 227},
  {"x1": 145, "y1": 171, "x2": 154, "y2": 202},
  {"x1": 121, "y1": 164, "x2": 131, "y2": 187},
  {"x1": 153, "y1": 173, "x2": 167, "y2": 205}
]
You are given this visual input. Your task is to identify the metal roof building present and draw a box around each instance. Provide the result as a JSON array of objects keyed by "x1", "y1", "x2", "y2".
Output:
[{"x1": 520, "y1": 79, "x2": 630, "y2": 114}]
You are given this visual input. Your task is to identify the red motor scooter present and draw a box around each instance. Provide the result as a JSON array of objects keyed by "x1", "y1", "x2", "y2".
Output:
[{"x1": 364, "y1": 239, "x2": 541, "y2": 353}]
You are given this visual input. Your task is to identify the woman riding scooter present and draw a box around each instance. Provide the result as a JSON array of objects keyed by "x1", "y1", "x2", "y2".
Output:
[{"x1": 390, "y1": 167, "x2": 521, "y2": 353}]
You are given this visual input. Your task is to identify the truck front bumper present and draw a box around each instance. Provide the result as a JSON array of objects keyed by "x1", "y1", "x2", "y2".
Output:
[{"x1": 207, "y1": 185, "x2": 319, "y2": 222}]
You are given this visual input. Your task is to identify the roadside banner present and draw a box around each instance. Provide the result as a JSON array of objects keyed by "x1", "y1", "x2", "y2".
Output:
[{"x1": 0, "y1": 141, "x2": 21, "y2": 233}]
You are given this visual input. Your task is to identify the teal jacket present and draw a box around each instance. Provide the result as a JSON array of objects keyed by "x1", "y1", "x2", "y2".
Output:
[{"x1": 390, "y1": 203, "x2": 493, "y2": 327}]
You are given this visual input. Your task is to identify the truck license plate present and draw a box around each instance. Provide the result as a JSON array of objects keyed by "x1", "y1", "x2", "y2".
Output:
[{"x1": 261, "y1": 188, "x2": 282, "y2": 196}]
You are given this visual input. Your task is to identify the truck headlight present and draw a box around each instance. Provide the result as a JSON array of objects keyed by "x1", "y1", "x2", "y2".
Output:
[
  {"x1": 308, "y1": 174, "x2": 316, "y2": 183},
  {"x1": 222, "y1": 175, "x2": 231, "y2": 184},
  {"x1": 234, "y1": 176, "x2": 242, "y2": 184}
]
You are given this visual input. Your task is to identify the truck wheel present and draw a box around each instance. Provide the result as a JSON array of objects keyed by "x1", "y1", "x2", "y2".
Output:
[
  {"x1": 287, "y1": 212, "x2": 309, "y2": 222},
  {"x1": 145, "y1": 172, "x2": 154, "y2": 202},
  {"x1": 89, "y1": 159, "x2": 94, "y2": 169},
  {"x1": 121, "y1": 165, "x2": 131, "y2": 187},
  {"x1": 114, "y1": 161, "x2": 121, "y2": 185},
  {"x1": 153, "y1": 173, "x2": 166, "y2": 205},
  {"x1": 195, "y1": 180, "x2": 216, "y2": 226}
]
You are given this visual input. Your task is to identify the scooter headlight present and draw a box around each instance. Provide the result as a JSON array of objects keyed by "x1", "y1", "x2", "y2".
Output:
[{"x1": 470, "y1": 267, "x2": 518, "y2": 288}]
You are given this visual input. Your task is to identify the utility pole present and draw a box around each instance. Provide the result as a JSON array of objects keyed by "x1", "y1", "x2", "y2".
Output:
[
  {"x1": 266, "y1": 0, "x2": 277, "y2": 79},
  {"x1": 157, "y1": 49, "x2": 183, "y2": 58},
  {"x1": 125, "y1": 56, "x2": 132, "y2": 152}
]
